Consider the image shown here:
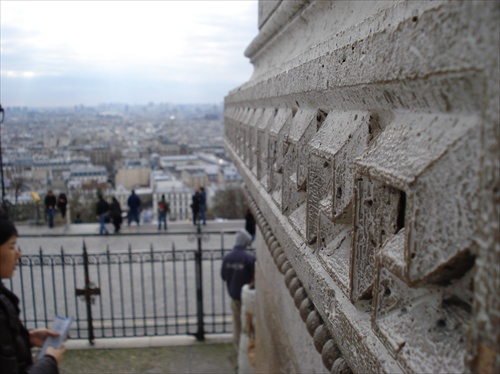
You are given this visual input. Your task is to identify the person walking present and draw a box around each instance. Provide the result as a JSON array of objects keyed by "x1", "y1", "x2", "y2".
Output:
[
  {"x1": 191, "y1": 190, "x2": 202, "y2": 225},
  {"x1": 221, "y1": 230, "x2": 255, "y2": 349},
  {"x1": 44, "y1": 190, "x2": 57, "y2": 228},
  {"x1": 157, "y1": 194, "x2": 170, "y2": 230},
  {"x1": 245, "y1": 208, "x2": 256, "y2": 241},
  {"x1": 199, "y1": 187, "x2": 207, "y2": 225},
  {"x1": 96, "y1": 195, "x2": 110, "y2": 235},
  {"x1": 1, "y1": 219, "x2": 66, "y2": 373},
  {"x1": 127, "y1": 190, "x2": 141, "y2": 226},
  {"x1": 57, "y1": 192, "x2": 68, "y2": 220},
  {"x1": 109, "y1": 197, "x2": 123, "y2": 234}
]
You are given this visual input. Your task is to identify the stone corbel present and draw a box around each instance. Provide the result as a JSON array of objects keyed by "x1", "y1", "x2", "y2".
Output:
[{"x1": 243, "y1": 187, "x2": 353, "y2": 374}]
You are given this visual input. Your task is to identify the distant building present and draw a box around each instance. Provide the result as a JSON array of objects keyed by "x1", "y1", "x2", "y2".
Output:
[
  {"x1": 181, "y1": 169, "x2": 208, "y2": 191},
  {"x1": 115, "y1": 159, "x2": 150, "y2": 189},
  {"x1": 73, "y1": 144, "x2": 112, "y2": 167},
  {"x1": 159, "y1": 155, "x2": 199, "y2": 170},
  {"x1": 154, "y1": 180, "x2": 193, "y2": 221},
  {"x1": 159, "y1": 141, "x2": 181, "y2": 155},
  {"x1": 219, "y1": 164, "x2": 242, "y2": 186},
  {"x1": 69, "y1": 165, "x2": 108, "y2": 184}
]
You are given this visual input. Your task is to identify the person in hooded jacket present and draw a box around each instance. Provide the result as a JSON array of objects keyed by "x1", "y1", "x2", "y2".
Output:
[
  {"x1": 0, "y1": 219, "x2": 66, "y2": 373},
  {"x1": 221, "y1": 230, "x2": 255, "y2": 349}
]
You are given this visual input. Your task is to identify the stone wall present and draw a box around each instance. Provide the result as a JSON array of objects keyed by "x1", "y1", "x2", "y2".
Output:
[{"x1": 225, "y1": 1, "x2": 499, "y2": 373}]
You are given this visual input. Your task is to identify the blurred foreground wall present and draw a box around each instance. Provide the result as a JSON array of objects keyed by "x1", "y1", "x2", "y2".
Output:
[{"x1": 225, "y1": 1, "x2": 499, "y2": 373}]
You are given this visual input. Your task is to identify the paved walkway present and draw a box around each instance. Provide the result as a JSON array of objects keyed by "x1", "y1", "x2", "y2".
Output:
[
  {"x1": 17, "y1": 219, "x2": 245, "y2": 236},
  {"x1": 16, "y1": 219, "x2": 246, "y2": 254},
  {"x1": 61, "y1": 335, "x2": 236, "y2": 373}
]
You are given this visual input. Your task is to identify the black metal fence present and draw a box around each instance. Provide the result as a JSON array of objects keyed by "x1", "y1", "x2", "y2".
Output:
[{"x1": 5, "y1": 228, "x2": 252, "y2": 343}]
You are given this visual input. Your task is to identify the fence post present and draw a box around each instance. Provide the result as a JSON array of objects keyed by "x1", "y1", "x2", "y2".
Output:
[
  {"x1": 194, "y1": 221, "x2": 205, "y2": 341},
  {"x1": 75, "y1": 241, "x2": 101, "y2": 345}
]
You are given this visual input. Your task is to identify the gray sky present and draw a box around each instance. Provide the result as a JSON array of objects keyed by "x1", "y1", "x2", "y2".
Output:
[{"x1": 0, "y1": 1, "x2": 258, "y2": 107}]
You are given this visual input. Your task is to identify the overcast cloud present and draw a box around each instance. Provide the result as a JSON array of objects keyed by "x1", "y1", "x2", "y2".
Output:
[{"x1": 0, "y1": 1, "x2": 258, "y2": 107}]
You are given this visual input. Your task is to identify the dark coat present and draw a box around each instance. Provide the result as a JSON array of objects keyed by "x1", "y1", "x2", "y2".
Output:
[
  {"x1": 245, "y1": 211, "x2": 256, "y2": 236},
  {"x1": 96, "y1": 198, "x2": 109, "y2": 216},
  {"x1": 110, "y1": 200, "x2": 122, "y2": 223},
  {"x1": 44, "y1": 195, "x2": 56, "y2": 210},
  {"x1": 0, "y1": 283, "x2": 58, "y2": 374},
  {"x1": 127, "y1": 193, "x2": 141, "y2": 210},
  {"x1": 57, "y1": 194, "x2": 67, "y2": 210},
  {"x1": 191, "y1": 192, "x2": 202, "y2": 213},
  {"x1": 221, "y1": 246, "x2": 255, "y2": 300}
]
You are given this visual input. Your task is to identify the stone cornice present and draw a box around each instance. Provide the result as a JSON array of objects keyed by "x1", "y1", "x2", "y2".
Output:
[{"x1": 227, "y1": 141, "x2": 404, "y2": 373}]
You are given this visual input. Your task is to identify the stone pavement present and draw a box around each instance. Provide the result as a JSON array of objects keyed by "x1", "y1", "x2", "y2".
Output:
[
  {"x1": 17, "y1": 219, "x2": 245, "y2": 236},
  {"x1": 16, "y1": 219, "x2": 246, "y2": 255},
  {"x1": 61, "y1": 334, "x2": 236, "y2": 373}
]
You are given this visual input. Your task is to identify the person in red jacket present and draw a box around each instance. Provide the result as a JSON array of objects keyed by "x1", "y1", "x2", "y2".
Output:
[{"x1": 0, "y1": 219, "x2": 66, "y2": 373}]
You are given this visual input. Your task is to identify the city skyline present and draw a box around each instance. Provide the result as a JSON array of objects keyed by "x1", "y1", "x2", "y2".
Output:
[{"x1": 0, "y1": 1, "x2": 258, "y2": 107}]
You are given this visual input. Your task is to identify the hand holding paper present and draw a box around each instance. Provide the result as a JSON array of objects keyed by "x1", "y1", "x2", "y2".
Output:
[
  {"x1": 30, "y1": 328, "x2": 60, "y2": 348},
  {"x1": 37, "y1": 316, "x2": 73, "y2": 360}
]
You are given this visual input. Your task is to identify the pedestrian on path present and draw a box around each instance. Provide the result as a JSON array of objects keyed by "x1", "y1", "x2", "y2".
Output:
[
  {"x1": 199, "y1": 187, "x2": 207, "y2": 225},
  {"x1": 110, "y1": 197, "x2": 123, "y2": 234},
  {"x1": 127, "y1": 190, "x2": 141, "y2": 226},
  {"x1": 245, "y1": 208, "x2": 256, "y2": 242},
  {"x1": 44, "y1": 190, "x2": 56, "y2": 228},
  {"x1": 157, "y1": 195, "x2": 170, "y2": 230},
  {"x1": 221, "y1": 230, "x2": 255, "y2": 349},
  {"x1": 96, "y1": 195, "x2": 110, "y2": 235},
  {"x1": 191, "y1": 190, "x2": 202, "y2": 225},
  {"x1": 57, "y1": 192, "x2": 68, "y2": 220}
]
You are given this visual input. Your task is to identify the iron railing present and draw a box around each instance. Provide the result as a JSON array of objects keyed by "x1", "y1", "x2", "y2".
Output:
[{"x1": 5, "y1": 229, "x2": 252, "y2": 344}]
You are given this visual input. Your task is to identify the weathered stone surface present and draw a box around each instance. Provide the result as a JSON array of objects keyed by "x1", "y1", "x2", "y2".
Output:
[
  {"x1": 288, "y1": 277, "x2": 302, "y2": 298},
  {"x1": 321, "y1": 340, "x2": 342, "y2": 372},
  {"x1": 299, "y1": 297, "x2": 315, "y2": 322},
  {"x1": 280, "y1": 260, "x2": 292, "y2": 274},
  {"x1": 351, "y1": 176, "x2": 401, "y2": 301},
  {"x1": 313, "y1": 324, "x2": 331, "y2": 354},
  {"x1": 293, "y1": 286, "x2": 307, "y2": 308},
  {"x1": 225, "y1": 0, "x2": 499, "y2": 372},
  {"x1": 256, "y1": 108, "x2": 276, "y2": 186},
  {"x1": 306, "y1": 310, "x2": 322, "y2": 337},
  {"x1": 284, "y1": 268, "x2": 297, "y2": 288},
  {"x1": 268, "y1": 108, "x2": 293, "y2": 207},
  {"x1": 254, "y1": 234, "x2": 327, "y2": 374},
  {"x1": 317, "y1": 216, "x2": 351, "y2": 297},
  {"x1": 282, "y1": 109, "x2": 319, "y2": 217},
  {"x1": 331, "y1": 358, "x2": 352, "y2": 374},
  {"x1": 275, "y1": 252, "x2": 287, "y2": 270}
]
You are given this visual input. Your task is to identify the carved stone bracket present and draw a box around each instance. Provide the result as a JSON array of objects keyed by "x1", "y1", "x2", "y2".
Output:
[{"x1": 243, "y1": 187, "x2": 353, "y2": 374}]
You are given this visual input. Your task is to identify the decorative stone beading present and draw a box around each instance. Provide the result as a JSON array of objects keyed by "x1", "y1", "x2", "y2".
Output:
[{"x1": 244, "y1": 189, "x2": 351, "y2": 373}]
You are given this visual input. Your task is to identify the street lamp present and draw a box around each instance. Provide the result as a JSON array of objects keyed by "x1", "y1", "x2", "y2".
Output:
[{"x1": 0, "y1": 104, "x2": 8, "y2": 218}]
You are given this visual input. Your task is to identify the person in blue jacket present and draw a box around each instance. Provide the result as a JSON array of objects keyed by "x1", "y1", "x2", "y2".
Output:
[
  {"x1": 221, "y1": 230, "x2": 255, "y2": 349},
  {"x1": 127, "y1": 190, "x2": 142, "y2": 226},
  {"x1": 0, "y1": 218, "x2": 66, "y2": 373}
]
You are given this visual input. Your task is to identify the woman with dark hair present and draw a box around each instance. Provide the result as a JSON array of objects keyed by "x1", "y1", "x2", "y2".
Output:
[
  {"x1": 0, "y1": 219, "x2": 66, "y2": 373},
  {"x1": 109, "y1": 197, "x2": 123, "y2": 234},
  {"x1": 57, "y1": 193, "x2": 68, "y2": 220}
]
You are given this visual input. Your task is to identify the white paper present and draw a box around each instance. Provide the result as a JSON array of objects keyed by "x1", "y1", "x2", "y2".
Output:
[{"x1": 37, "y1": 316, "x2": 73, "y2": 360}]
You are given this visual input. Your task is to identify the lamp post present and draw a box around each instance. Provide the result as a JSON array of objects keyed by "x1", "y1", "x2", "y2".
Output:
[{"x1": 0, "y1": 104, "x2": 8, "y2": 218}]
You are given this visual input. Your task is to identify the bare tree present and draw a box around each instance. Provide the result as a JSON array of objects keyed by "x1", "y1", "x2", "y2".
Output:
[
  {"x1": 208, "y1": 186, "x2": 247, "y2": 219},
  {"x1": 6, "y1": 170, "x2": 25, "y2": 204}
]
